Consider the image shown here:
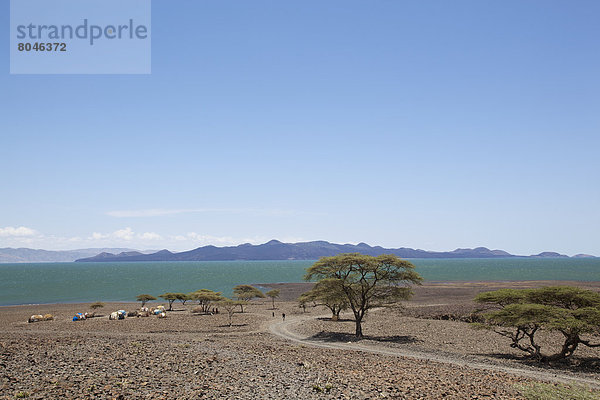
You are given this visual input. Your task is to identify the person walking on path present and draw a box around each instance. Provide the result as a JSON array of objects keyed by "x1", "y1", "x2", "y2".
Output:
[{"x1": 282, "y1": 313, "x2": 286, "y2": 321}]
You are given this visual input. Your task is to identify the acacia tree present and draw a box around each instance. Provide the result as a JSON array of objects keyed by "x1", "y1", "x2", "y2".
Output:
[
  {"x1": 232, "y1": 285, "x2": 265, "y2": 312},
  {"x1": 136, "y1": 294, "x2": 156, "y2": 308},
  {"x1": 265, "y1": 289, "x2": 280, "y2": 309},
  {"x1": 90, "y1": 302, "x2": 105, "y2": 311},
  {"x1": 89, "y1": 302, "x2": 104, "y2": 317},
  {"x1": 305, "y1": 253, "x2": 423, "y2": 338},
  {"x1": 218, "y1": 298, "x2": 244, "y2": 327},
  {"x1": 298, "y1": 279, "x2": 349, "y2": 320},
  {"x1": 475, "y1": 286, "x2": 600, "y2": 362},
  {"x1": 190, "y1": 289, "x2": 223, "y2": 314},
  {"x1": 176, "y1": 293, "x2": 191, "y2": 305},
  {"x1": 159, "y1": 293, "x2": 179, "y2": 311}
]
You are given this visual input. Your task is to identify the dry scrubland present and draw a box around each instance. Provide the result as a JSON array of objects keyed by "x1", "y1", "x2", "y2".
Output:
[{"x1": 0, "y1": 281, "x2": 599, "y2": 399}]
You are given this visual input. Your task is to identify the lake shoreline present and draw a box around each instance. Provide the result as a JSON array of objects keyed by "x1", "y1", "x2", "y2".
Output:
[
  {"x1": 259, "y1": 280, "x2": 600, "y2": 302},
  {"x1": 2, "y1": 280, "x2": 598, "y2": 308}
]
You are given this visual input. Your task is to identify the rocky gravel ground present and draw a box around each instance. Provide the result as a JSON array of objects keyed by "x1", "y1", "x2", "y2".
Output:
[
  {"x1": 1, "y1": 328, "x2": 532, "y2": 399},
  {"x1": 294, "y1": 306, "x2": 600, "y2": 380},
  {"x1": 1, "y1": 281, "x2": 599, "y2": 399}
]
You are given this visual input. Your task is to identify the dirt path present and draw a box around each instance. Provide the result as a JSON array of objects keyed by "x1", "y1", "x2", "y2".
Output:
[{"x1": 268, "y1": 313, "x2": 600, "y2": 389}]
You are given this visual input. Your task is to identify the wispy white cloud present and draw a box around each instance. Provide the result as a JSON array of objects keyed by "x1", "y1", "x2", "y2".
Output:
[
  {"x1": 113, "y1": 227, "x2": 134, "y2": 240},
  {"x1": 0, "y1": 226, "x2": 37, "y2": 237},
  {"x1": 89, "y1": 228, "x2": 161, "y2": 243},
  {"x1": 89, "y1": 232, "x2": 109, "y2": 240},
  {"x1": 138, "y1": 232, "x2": 162, "y2": 240},
  {"x1": 88, "y1": 228, "x2": 160, "y2": 243}
]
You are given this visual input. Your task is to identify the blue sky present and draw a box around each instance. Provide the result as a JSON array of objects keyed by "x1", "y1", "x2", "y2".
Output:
[{"x1": 1, "y1": 0, "x2": 599, "y2": 255}]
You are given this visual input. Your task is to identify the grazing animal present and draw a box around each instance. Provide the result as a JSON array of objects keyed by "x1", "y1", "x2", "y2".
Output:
[{"x1": 43, "y1": 314, "x2": 54, "y2": 321}]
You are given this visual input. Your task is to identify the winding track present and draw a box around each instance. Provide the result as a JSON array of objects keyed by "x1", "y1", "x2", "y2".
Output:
[{"x1": 268, "y1": 313, "x2": 600, "y2": 389}]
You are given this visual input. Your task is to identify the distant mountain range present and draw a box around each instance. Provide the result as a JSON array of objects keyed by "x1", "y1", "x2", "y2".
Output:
[
  {"x1": 0, "y1": 248, "x2": 153, "y2": 263},
  {"x1": 69, "y1": 240, "x2": 597, "y2": 262},
  {"x1": 0, "y1": 242, "x2": 594, "y2": 263}
]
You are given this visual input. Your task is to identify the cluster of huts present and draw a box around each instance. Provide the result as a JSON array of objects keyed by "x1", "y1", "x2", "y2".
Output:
[
  {"x1": 109, "y1": 306, "x2": 167, "y2": 319},
  {"x1": 28, "y1": 305, "x2": 168, "y2": 323}
]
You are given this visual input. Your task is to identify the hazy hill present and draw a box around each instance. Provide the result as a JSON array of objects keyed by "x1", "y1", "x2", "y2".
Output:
[
  {"x1": 531, "y1": 252, "x2": 569, "y2": 258},
  {"x1": 0, "y1": 248, "x2": 143, "y2": 263},
  {"x1": 573, "y1": 254, "x2": 596, "y2": 258}
]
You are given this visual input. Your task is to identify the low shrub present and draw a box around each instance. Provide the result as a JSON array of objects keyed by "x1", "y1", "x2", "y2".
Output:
[{"x1": 517, "y1": 382, "x2": 599, "y2": 400}]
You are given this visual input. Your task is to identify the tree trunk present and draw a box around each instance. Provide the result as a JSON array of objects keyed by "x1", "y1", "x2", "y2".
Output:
[
  {"x1": 329, "y1": 306, "x2": 338, "y2": 320},
  {"x1": 354, "y1": 312, "x2": 363, "y2": 338},
  {"x1": 355, "y1": 320, "x2": 363, "y2": 337},
  {"x1": 542, "y1": 334, "x2": 580, "y2": 362},
  {"x1": 271, "y1": 298, "x2": 275, "y2": 309}
]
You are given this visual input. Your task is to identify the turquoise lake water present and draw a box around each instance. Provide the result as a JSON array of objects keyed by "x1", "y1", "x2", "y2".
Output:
[{"x1": 0, "y1": 258, "x2": 598, "y2": 306}]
